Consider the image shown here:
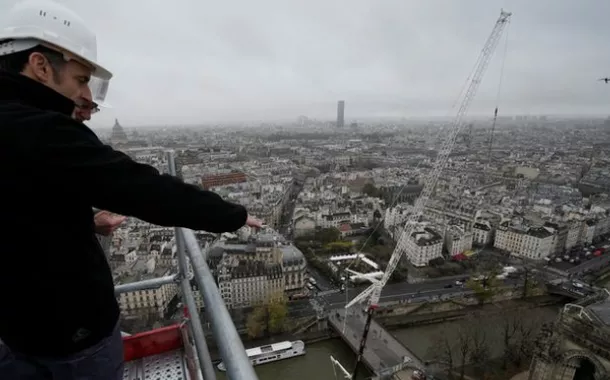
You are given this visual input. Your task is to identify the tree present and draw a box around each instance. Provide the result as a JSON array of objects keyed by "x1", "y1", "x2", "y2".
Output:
[
  {"x1": 455, "y1": 324, "x2": 471, "y2": 380},
  {"x1": 324, "y1": 241, "x2": 353, "y2": 254},
  {"x1": 465, "y1": 313, "x2": 490, "y2": 378},
  {"x1": 513, "y1": 312, "x2": 544, "y2": 367},
  {"x1": 466, "y1": 275, "x2": 500, "y2": 305},
  {"x1": 267, "y1": 296, "x2": 289, "y2": 334},
  {"x1": 496, "y1": 307, "x2": 547, "y2": 369},
  {"x1": 427, "y1": 327, "x2": 455, "y2": 379},
  {"x1": 316, "y1": 228, "x2": 341, "y2": 244},
  {"x1": 498, "y1": 307, "x2": 521, "y2": 370},
  {"x1": 246, "y1": 293, "x2": 289, "y2": 338},
  {"x1": 246, "y1": 306, "x2": 266, "y2": 339},
  {"x1": 521, "y1": 267, "x2": 540, "y2": 298},
  {"x1": 427, "y1": 313, "x2": 491, "y2": 380}
]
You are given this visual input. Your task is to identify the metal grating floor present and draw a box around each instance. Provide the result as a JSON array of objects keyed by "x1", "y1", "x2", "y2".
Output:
[{"x1": 123, "y1": 350, "x2": 189, "y2": 380}]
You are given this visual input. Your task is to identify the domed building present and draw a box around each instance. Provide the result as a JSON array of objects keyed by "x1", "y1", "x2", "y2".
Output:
[{"x1": 110, "y1": 118, "x2": 128, "y2": 146}]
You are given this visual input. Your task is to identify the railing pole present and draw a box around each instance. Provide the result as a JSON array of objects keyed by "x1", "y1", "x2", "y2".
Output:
[
  {"x1": 167, "y1": 150, "x2": 217, "y2": 380},
  {"x1": 182, "y1": 229, "x2": 259, "y2": 380},
  {"x1": 179, "y1": 277, "x2": 217, "y2": 380},
  {"x1": 114, "y1": 274, "x2": 178, "y2": 295}
]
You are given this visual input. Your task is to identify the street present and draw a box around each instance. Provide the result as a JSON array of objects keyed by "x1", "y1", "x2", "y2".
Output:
[
  {"x1": 307, "y1": 264, "x2": 334, "y2": 291},
  {"x1": 318, "y1": 268, "x2": 596, "y2": 309},
  {"x1": 566, "y1": 254, "x2": 610, "y2": 275},
  {"x1": 320, "y1": 277, "x2": 522, "y2": 308}
]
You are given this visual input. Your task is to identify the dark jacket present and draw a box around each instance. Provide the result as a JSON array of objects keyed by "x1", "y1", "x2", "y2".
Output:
[{"x1": 0, "y1": 71, "x2": 247, "y2": 357}]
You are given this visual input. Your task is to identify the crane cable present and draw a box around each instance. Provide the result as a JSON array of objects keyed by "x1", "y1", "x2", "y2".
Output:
[{"x1": 487, "y1": 19, "x2": 511, "y2": 167}]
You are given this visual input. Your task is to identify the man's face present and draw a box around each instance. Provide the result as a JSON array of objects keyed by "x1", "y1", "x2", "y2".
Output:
[
  {"x1": 28, "y1": 51, "x2": 93, "y2": 103},
  {"x1": 73, "y1": 86, "x2": 96, "y2": 122}
]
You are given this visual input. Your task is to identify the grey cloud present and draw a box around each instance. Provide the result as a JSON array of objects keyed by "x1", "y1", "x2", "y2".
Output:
[{"x1": 1, "y1": 0, "x2": 610, "y2": 126}]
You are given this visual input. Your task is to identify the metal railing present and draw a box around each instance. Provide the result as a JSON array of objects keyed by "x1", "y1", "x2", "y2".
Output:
[
  {"x1": 114, "y1": 274, "x2": 178, "y2": 295},
  {"x1": 113, "y1": 150, "x2": 259, "y2": 380}
]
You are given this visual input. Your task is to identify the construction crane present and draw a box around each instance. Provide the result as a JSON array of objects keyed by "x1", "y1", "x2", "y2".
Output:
[{"x1": 332, "y1": 9, "x2": 513, "y2": 380}]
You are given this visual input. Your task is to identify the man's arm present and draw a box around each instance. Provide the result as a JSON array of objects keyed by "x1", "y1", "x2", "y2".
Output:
[{"x1": 38, "y1": 117, "x2": 247, "y2": 233}]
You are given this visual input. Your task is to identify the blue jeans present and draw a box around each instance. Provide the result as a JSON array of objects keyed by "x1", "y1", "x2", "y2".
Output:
[{"x1": 0, "y1": 323, "x2": 124, "y2": 380}]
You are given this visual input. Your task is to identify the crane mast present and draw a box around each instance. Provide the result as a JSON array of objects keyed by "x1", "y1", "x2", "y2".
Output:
[{"x1": 342, "y1": 9, "x2": 512, "y2": 379}]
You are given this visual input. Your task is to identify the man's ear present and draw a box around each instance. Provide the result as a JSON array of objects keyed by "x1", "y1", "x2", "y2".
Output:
[{"x1": 27, "y1": 52, "x2": 52, "y2": 83}]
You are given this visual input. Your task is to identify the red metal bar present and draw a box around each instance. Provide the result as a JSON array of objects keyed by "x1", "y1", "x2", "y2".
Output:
[{"x1": 122, "y1": 324, "x2": 184, "y2": 362}]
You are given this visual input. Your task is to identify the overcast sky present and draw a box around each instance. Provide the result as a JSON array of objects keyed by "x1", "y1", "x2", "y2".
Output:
[{"x1": 3, "y1": 0, "x2": 610, "y2": 127}]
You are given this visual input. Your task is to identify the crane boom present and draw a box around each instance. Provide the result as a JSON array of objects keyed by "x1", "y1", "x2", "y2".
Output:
[
  {"x1": 341, "y1": 10, "x2": 512, "y2": 379},
  {"x1": 347, "y1": 8, "x2": 512, "y2": 311}
]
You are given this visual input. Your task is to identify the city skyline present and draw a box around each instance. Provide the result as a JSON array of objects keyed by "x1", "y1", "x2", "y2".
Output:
[{"x1": 2, "y1": 0, "x2": 610, "y2": 127}]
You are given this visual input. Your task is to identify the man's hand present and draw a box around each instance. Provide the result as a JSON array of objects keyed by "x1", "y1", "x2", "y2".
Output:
[
  {"x1": 246, "y1": 215, "x2": 263, "y2": 228},
  {"x1": 94, "y1": 211, "x2": 127, "y2": 236}
]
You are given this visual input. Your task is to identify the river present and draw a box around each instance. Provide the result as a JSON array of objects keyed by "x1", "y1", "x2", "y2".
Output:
[
  {"x1": 393, "y1": 305, "x2": 561, "y2": 360},
  {"x1": 215, "y1": 338, "x2": 370, "y2": 379},
  {"x1": 215, "y1": 305, "x2": 561, "y2": 380}
]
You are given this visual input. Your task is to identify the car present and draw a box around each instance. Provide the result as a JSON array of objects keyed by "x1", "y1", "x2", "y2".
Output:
[{"x1": 444, "y1": 284, "x2": 453, "y2": 288}]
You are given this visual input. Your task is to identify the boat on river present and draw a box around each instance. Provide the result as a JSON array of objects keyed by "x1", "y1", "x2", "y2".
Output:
[{"x1": 217, "y1": 340, "x2": 306, "y2": 371}]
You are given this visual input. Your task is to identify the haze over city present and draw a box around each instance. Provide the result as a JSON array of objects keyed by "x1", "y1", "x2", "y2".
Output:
[
  {"x1": 5, "y1": 0, "x2": 610, "y2": 379},
  {"x1": 2, "y1": 0, "x2": 610, "y2": 126}
]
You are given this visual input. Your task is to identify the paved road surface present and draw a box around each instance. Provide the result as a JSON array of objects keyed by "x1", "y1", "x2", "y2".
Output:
[
  {"x1": 307, "y1": 264, "x2": 334, "y2": 291},
  {"x1": 321, "y1": 277, "x2": 522, "y2": 308},
  {"x1": 566, "y1": 254, "x2": 610, "y2": 274},
  {"x1": 329, "y1": 308, "x2": 424, "y2": 374}
]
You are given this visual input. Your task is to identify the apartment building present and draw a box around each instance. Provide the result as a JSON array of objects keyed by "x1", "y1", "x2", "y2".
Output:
[
  {"x1": 544, "y1": 222, "x2": 569, "y2": 255},
  {"x1": 405, "y1": 226, "x2": 444, "y2": 267},
  {"x1": 201, "y1": 172, "x2": 247, "y2": 189},
  {"x1": 473, "y1": 221, "x2": 493, "y2": 246},
  {"x1": 444, "y1": 225, "x2": 473, "y2": 256},
  {"x1": 207, "y1": 233, "x2": 307, "y2": 309},
  {"x1": 566, "y1": 221, "x2": 583, "y2": 250},
  {"x1": 494, "y1": 223, "x2": 554, "y2": 260},
  {"x1": 217, "y1": 255, "x2": 284, "y2": 309},
  {"x1": 115, "y1": 263, "x2": 178, "y2": 319}
]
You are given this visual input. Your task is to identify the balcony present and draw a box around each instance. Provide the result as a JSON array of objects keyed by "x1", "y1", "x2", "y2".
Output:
[{"x1": 114, "y1": 151, "x2": 259, "y2": 380}]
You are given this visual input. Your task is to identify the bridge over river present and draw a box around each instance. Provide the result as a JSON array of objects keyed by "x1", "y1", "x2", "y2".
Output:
[
  {"x1": 321, "y1": 266, "x2": 597, "y2": 378},
  {"x1": 328, "y1": 308, "x2": 423, "y2": 379}
]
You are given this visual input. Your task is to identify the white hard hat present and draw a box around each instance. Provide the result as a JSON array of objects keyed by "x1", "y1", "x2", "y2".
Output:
[
  {"x1": 0, "y1": 0, "x2": 112, "y2": 80},
  {"x1": 89, "y1": 76, "x2": 111, "y2": 108}
]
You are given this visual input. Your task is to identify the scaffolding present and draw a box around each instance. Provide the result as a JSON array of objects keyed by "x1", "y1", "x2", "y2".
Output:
[{"x1": 114, "y1": 150, "x2": 259, "y2": 380}]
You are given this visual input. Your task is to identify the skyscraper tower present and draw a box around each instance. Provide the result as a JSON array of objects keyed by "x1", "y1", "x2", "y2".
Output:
[{"x1": 336, "y1": 100, "x2": 345, "y2": 128}]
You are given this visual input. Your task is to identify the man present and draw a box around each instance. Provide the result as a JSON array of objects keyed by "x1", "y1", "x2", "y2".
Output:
[{"x1": 0, "y1": 1, "x2": 261, "y2": 380}]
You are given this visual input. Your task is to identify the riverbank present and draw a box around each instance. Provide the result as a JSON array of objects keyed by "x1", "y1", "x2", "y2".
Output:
[
  {"x1": 204, "y1": 294, "x2": 565, "y2": 367},
  {"x1": 379, "y1": 295, "x2": 564, "y2": 329},
  {"x1": 208, "y1": 295, "x2": 565, "y2": 354}
]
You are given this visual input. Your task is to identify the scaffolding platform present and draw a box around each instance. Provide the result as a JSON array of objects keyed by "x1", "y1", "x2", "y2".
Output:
[{"x1": 122, "y1": 323, "x2": 202, "y2": 380}]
